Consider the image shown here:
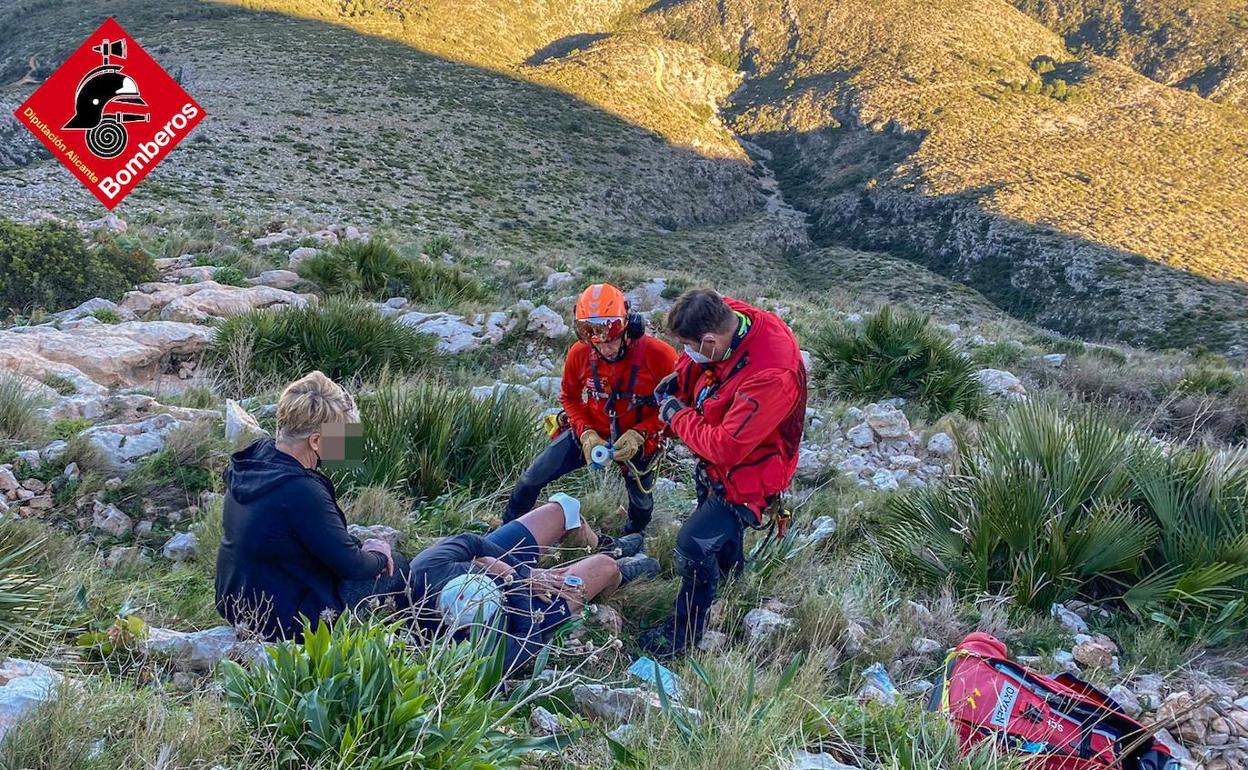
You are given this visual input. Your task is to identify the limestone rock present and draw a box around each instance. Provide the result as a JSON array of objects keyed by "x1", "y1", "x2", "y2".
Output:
[
  {"x1": 0, "y1": 321, "x2": 212, "y2": 392},
  {"x1": 1072, "y1": 634, "x2": 1117, "y2": 669},
  {"x1": 105, "y1": 546, "x2": 143, "y2": 569},
  {"x1": 572, "y1": 684, "x2": 700, "y2": 727},
  {"x1": 0, "y1": 468, "x2": 17, "y2": 494},
  {"x1": 976, "y1": 369, "x2": 1027, "y2": 400},
  {"x1": 544, "y1": 271, "x2": 574, "y2": 289},
  {"x1": 871, "y1": 469, "x2": 899, "y2": 492},
  {"x1": 529, "y1": 706, "x2": 563, "y2": 735},
  {"x1": 697, "y1": 630, "x2": 728, "y2": 653},
  {"x1": 846, "y1": 423, "x2": 875, "y2": 448},
  {"x1": 82, "y1": 414, "x2": 180, "y2": 469},
  {"x1": 139, "y1": 626, "x2": 250, "y2": 673},
  {"x1": 287, "y1": 246, "x2": 321, "y2": 269},
  {"x1": 926, "y1": 432, "x2": 954, "y2": 456},
  {"x1": 912, "y1": 637, "x2": 943, "y2": 655},
  {"x1": 248, "y1": 270, "x2": 303, "y2": 290},
  {"x1": 1109, "y1": 684, "x2": 1142, "y2": 717},
  {"x1": 524, "y1": 305, "x2": 568, "y2": 339},
  {"x1": 224, "y1": 400, "x2": 266, "y2": 445},
  {"x1": 52, "y1": 298, "x2": 137, "y2": 324},
  {"x1": 92, "y1": 502, "x2": 133, "y2": 538},
  {"x1": 1050, "y1": 603, "x2": 1089, "y2": 634},
  {"x1": 1043, "y1": 353, "x2": 1067, "y2": 367},
  {"x1": 162, "y1": 532, "x2": 199, "y2": 562},
  {"x1": 0, "y1": 658, "x2": 65, "y2": 744},
  {"x1": 397, "y1": 311, "x2": 484, "y2": 354},
  {"x1": 252, "y1": 231, "x2": 292, "y2": 248},
  {"x1": 865, "y1": 403, "x2": 910, "y2": 439},
  {"x1": 470, "y1": 383, "x2": 540, "y2": 403},
  {"x1": 626, "y1": 278, "x2": 670, "y2": 312},
  {"x1": 743, "y1": 608, "x2": 792, "y2": 645}
]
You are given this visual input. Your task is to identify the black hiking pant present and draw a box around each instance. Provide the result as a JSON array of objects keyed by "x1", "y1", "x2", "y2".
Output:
[{"x1": 503, "y1": 431, "x2": 656, "y2": 534}]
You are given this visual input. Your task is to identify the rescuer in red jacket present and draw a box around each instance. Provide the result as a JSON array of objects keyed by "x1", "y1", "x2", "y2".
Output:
[
  {"x1": 503, "y1": 283, "x2": 678, "y2": 539},
  {"x1": 639, "y1": 289, "x2": 807, "y2": 658}
]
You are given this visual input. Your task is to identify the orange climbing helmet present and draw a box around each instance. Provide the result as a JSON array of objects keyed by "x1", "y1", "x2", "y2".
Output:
[{"x1": 574, "y1": 283, "x2": 629, "y2": 344}]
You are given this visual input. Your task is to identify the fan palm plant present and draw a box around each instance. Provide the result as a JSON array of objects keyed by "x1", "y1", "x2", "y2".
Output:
[
  {"x1": 809, "y1": 306, "x2": 987, "y2": 418},
  {"x1": 0, "y1": 522, "x2": 60, "y2": 656}
]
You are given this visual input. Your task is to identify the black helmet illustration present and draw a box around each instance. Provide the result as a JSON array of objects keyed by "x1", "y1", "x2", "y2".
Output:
[{"x1": 62, "y1": 38, "x2": 149, "y2": 159}]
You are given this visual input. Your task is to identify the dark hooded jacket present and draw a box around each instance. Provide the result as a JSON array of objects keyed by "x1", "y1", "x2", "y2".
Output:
[{"x1": 214, "y1": 438, "x2": 387, "y2": 640}]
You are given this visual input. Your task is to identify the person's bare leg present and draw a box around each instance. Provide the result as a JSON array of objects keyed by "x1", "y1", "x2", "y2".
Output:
[
  {"x1": 546, "y1": 554, "x2": 621, "y2": 614},
  {"x1": 514, "y1": 502, "x2": 599, "y2": 551}
]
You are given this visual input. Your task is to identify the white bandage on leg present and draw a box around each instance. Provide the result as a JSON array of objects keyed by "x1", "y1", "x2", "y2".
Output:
[{"x1": 548, "y1": 492, "x2": 581, "y2": 531}]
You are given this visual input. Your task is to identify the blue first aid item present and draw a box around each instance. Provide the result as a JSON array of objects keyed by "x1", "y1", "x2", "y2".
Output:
[
  {"x1": 590, "y1": 443, "x2": 614, "y2": 468},
  {"x1": 629, "y1": 656, "x2": 681, "y2": 700}
]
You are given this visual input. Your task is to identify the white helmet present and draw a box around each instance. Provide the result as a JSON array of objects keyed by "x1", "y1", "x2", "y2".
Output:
[{"x1": 438, "y1": 573, "x2": 502, "y2": 631}]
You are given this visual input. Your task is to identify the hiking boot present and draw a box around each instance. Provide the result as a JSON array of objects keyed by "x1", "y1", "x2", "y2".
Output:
[
  {"x1": 637, "y1": 623, "x2": 684, "y2": 661},
  {"x1": 617, "y1": 555, "x2": 659, "y2": 586},
  {"x1": 613, "y1": 532, "x2": 645, "y2": 558}
]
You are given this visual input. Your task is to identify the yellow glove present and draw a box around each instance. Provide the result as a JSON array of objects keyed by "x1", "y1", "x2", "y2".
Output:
[
  {"x1": 612, "y1": 429, "x2": 644, "y2": 463},
  {"x1": 579, "y1": 429, "x2": 607, "y2": 465}
]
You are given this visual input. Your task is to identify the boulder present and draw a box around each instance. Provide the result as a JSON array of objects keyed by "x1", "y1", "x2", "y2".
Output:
[
  {"x1": 912, "y1": 637, "x2": 943, "y2": 655},
  {"x1": 160, "y1": 285, "x2": 311, "y2": 324},
  {"x1": 846, "y1": 423, "x2": 875, "y2": 448},
  {"x1": 105, "y1": 545, "x2": 144, "y2": 569},
  {"x1": 529, "y1": 706, "x2": 563, "y2": 735},
  {"x1": 1043, "y1": 353, "x2": 1067, "y2": 367},
  {"x1": 625, "y1": 278, "x2": 670, "y2": 312},
  {"x1": 248, "y1": 270, "x2": 303, "y2": 290},
  {"x1": 397, "y1": 312, "x2": 484, "y2": 354},
  {"x1": 161, "y1": 532, "x2": 199, "y2": 562},
  {"x1": 0, "y1": 321, "x2": 213, "y2": 392},
  {"x1": 544, "y1": 271, "x2": 575, "y2": 289},
  {"x1": 0, "y1": 468, "x2": 17, "y2": 494},
  {"x1": 803, "y1": 515, "x2": 837, "y2": 546},
  {"x1": 571, "y1": 684, "x2": 701, "y2": 727},
  {"x1": 1109, "y1": 684, "x2": 1142, "y2": 717},
  {"x1": 82, "y1": 414, "x2": 180, "y2": 468},
  {"x1": 871, "y1": 469, "x2": 899, "y2": 492},
  {"x1": 926, "y1": 432, "x2": 954, "y2": 456},
  {"x1": 52, "y1": 297, "x2": 137, "y2": 324},
  {"x1": 481, "y1": 311, "x2": 515, "y2": 344},
  {"x1": 224, "y1": 400, "x2": 266, "y2": 445},
  {"x1": 0, "y1": 658, "x2": 65, "y2": 744},
  {"x1": 92, "y1": 502, "x2": 133, "y2": 538},
  {"x1": 252, "y1": 231, "x2": 293, "y2": 248},
  {"x1": 865, "y1": 403, "x2": 910, "y2": 439},
  {"x1": 287, "y1": 246, "x2": 321, "y2": 269},
  {"x1": 1072, "y1": 634, "x2": 1117, "y2": 669},
  {"x1": 164, "y1": 265, "x2": 220, "y2": 283},
  {"x1": 139, "y1": 626, "x2": 254, "y2": 673},
  {"x1": 837, "y1": 455, "x2": 869, "y2": 476},
  {"x1": 526, "y1": 305, "x2": 569, "y2": 338},
  {"x1": 976, "y1": 369, "x2": 1027, "y2": 400},
  {"x1": 1050, "y1": 602, "x2": 1089, "y2": 634},
  {"x1": 697, "y1": 630, "x2": 728, "y2": 653},
  {"x1": 743, "y1": 608, "x2": 792, "y2": 645}
]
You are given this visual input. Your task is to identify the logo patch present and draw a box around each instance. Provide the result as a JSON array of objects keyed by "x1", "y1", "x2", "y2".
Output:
[
  {"x1": 13, "y1": 17, "x2": 205, "y2": 209},
  {"x1": 990, "y1": 682, "x2": 1020, "y2": 728}
]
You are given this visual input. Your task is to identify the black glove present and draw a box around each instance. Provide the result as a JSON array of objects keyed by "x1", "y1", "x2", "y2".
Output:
[
  {"x1": 658, "y1": 395, "x2": 686, "y2": 424},
  {"x1": 654, "y1": 371, "x2": 679, "y2": 401}
]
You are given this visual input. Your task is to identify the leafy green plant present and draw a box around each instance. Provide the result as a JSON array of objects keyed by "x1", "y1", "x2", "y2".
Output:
[
  {"x1": 296, "y1": 238, "x2": 486, "y2": 306},
  {"x1": 1176, "y1": 364, "x2": 1243, "y2": 396},
  {"x1": 882, "y1": 400, "x2": 1248, "y2": 641},
  {"x1": 330, "y1": 379, "x2": 541, "y2": 502},
  {"x1": 220, "y1": 617, "x2": 550, "y2": 769},
  {"x1": 51, "y1": 417, "x2": 91, "y2": 440},
  {"x1": 89, "y1": 308, "x2": 122, "y2": 324},
  {"x1": 809, "y1": 306, "x2": 987, "y2": 417},
  {"x1": 39, "y1": 374, "x2": 78, "y2": 396},
  {"x1": 422, "y1": 233, "x2": 454, "y2": 257},
  {"x1": 0, "y1": 376, "x2": 48, "y2": 443},
  {"x1": 213, "y1": 265, "x2": 249, "y2": 287},
  {"x1": 209, "y1": 298, "x2": 438, "y2": 396},
  {"x1": 0, "y1": 219, "x2": 155, "y2": 314}
]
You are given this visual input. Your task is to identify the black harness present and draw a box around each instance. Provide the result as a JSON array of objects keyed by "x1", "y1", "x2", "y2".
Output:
[{"x1": 587, "y1": 342, "x2": 658, "y2": 442}]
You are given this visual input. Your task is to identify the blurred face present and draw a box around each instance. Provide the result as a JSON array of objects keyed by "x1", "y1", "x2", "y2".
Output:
[{"x1": 307, "y1": 419, "x2": 363, "y2": 468}]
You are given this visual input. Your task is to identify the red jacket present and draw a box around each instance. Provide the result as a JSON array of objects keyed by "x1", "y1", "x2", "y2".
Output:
[
  {"x1": 561, "y1": 335, "x2": 679, "y2": 450},
  {"x1": 668, "y1": 298, "x2": 807, "y2": 517}
]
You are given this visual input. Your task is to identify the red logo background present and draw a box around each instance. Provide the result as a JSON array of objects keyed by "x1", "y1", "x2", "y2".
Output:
[{"x1": 13, "y1": 17, "x2": 205, "y2": 209}]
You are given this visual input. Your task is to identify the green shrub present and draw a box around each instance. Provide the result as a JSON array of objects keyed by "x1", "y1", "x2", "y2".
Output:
[
  {"x1": 809, "y1": 306, "x2": 987, "y2": 417},
  {"x1": 882, "y1": 401, "x2": 1248, "y2": 642},
  {"x1": 128, "y1": 420, "x2": 227, "y2": 502},
  {"x1": 212, "y1": 265, "x2": 248, "y2": 286},
  {"x1": 51, "y1": 417, "x2": 91, "y2": 440},
  {"x1": 0, "y1": 219, "x2": 155, "y2": 314},
  {"x1": 209, "y1": 298, "x2": 438, "y2": 396},
  {"x1": 1177, "y1": 364, "x2": 1243, "y2": 396},
  {"x1": 422, "y1": 233, "x2": 455, "y2": 257},
  {"x1": 297, "y1": 238, "x2": 487, "y2": 306},
  {"x1": 220, "y1": 618, "x2": 548, "y2": 769},
  {"x1": 0, "y1": 376, "x2": 48, "y2": 443},
  {"x1": 89, "y1": 308, "x2": 122, "y2": 324},
  {"x1": 970, "y1": 340, "x2": 1026, "y2": 369},
  {"x1": 330, "y1": 379, "x2": 541, "y2": 502},
  {"x1": 0, "y1": 521, "x2": 60, "y2": 656},
  {"x1": 39, "y1": 374, "x2": 78, "y2": 396}
]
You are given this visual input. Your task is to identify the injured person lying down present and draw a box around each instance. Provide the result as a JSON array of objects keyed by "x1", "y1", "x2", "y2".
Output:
[{"x1": 397, "y1": 493, "x2": 658, "y2": 672}]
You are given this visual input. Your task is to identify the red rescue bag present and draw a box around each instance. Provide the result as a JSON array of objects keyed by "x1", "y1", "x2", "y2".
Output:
[{"x1": 929, "y1": 632, "x2": 1178, "y2": 770}]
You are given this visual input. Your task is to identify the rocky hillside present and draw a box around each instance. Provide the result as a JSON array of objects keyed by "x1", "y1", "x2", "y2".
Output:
[
  {"x1": 3, "y1": 0, "x2": 1247, "y2": 354},
  {"x1": 1014, "y1": 0, "x2": 1248, "y2": 108}
]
